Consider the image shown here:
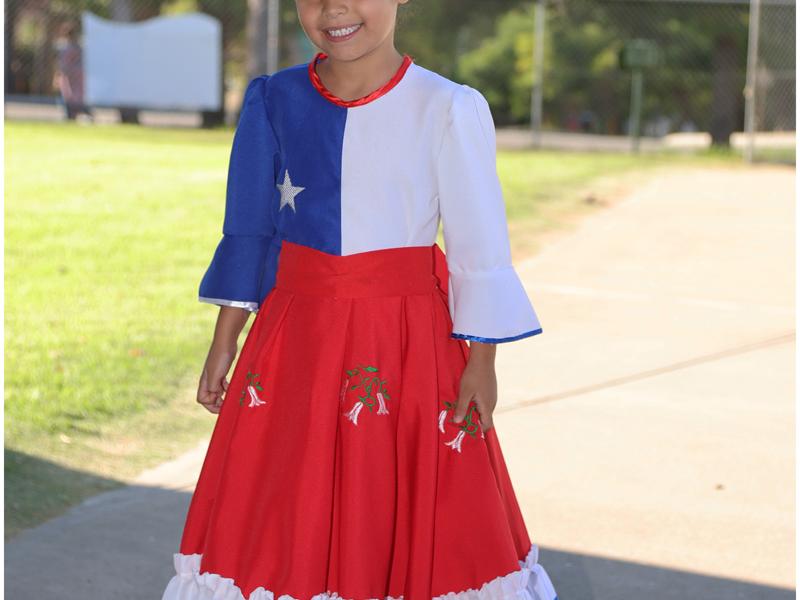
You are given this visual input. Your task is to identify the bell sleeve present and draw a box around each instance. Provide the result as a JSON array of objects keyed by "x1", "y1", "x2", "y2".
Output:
[
  {"x1": 436, "y1": 84, "x2": 543, "y2": 343},
  {"x1": 198, "y1": 75, "x2": 279, "y2": 312}
]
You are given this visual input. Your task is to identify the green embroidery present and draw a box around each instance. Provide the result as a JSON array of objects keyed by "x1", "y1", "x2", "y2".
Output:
[
  {"x1": 443, "y1": 400, "x2": 480, "y2": 437},
  {"x1": 343, "y1": 364, "x2": 391, "y2": 424},
  {"x1": 440, "y1": 400, "x2": 483, "y2": 452},
  {"x1": 239, "y1": 370, "x2": 266, "y2": 407}
]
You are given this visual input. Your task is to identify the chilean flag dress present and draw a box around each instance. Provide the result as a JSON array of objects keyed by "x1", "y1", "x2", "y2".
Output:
[{"x1": 161, "y1": 51, "x2": 558, "y2": 600}]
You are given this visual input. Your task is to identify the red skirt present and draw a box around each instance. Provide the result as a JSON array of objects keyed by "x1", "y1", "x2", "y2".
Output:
[{"x1": 162, "y1": 241, "x2": 558, "y2": 600}]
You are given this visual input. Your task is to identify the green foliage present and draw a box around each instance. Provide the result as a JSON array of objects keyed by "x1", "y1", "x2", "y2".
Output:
[
  {"x1": 452, "y1": 0, "x2": 749, "y2": 135},
  {"x1": 457, "y1": 7, "x2": 529, "y2": 122},
  {"x1": 456, "y1": 3, "x2": 629, "y2": 127},
  {"x1": 394, "y1": 0, "x2": 530, "y2": 78}
]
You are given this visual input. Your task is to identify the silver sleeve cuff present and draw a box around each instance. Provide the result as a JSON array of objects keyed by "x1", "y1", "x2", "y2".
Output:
[{"x1": 198, "y1": 296, "x2": 259, "y2": 312}]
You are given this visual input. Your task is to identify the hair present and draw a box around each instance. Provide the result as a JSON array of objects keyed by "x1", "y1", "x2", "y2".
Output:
[{"x1": 58, "y1": 21, "x2": 78, "y2": 41}]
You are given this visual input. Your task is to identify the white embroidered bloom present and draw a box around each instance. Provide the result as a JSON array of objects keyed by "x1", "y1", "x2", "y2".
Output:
[
  {"x1": 376, "y1": 392, "x2": 389, "y2": 415},
  {"x1": 247, "y1": 385, "x2": 266, "y2": 407},
  {"x1": 438, "y1": 409, "x2": 447, "y2": 432},
  {"x1": 344, "y1": 401, "x2": 364, "y2": 425},
  {"x1": 444, "y1": 429, "x2": 466, "y2": 452}
]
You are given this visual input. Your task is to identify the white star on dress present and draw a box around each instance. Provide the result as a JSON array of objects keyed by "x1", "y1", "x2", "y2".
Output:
[{"x1": 277, "y1": 169, "x2": 305, "y2": 212}]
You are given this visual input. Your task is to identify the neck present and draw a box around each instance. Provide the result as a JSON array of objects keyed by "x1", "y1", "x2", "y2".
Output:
[{"x1": 317, "y1": 44, "x2": 405, "y2": 102}]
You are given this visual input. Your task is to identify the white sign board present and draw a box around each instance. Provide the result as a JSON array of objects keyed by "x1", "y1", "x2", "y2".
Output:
[{"x1": 82, "y1": 11, "x2": 221, "y2": 111}]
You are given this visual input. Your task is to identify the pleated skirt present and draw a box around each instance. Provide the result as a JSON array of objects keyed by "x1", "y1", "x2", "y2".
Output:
[{"x1": 161, "y1": 240, "x2": 558, "y2": 600}]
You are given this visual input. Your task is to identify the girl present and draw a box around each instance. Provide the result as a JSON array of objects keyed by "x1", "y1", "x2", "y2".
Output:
[
  {"x1": 162, "y1": 1, "x2": 558, "y2": 599},
  {"x1": 53, "y1": 21, "x2": 93, "y2": 122}
]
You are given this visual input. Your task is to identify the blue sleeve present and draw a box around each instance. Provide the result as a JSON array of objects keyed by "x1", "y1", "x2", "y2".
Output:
[{"x1": 198, "y1": 75, "x2": 280, "y2": 312}]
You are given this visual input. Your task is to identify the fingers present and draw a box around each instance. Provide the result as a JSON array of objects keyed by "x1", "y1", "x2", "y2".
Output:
[
  {"x1": 478, "y1": 405, "x2": 494, "y2": 432},
  {"x1": 197, "y1": 389, "x2": 222, "y2": 414},
  {"x1": 457, "y1": 393, "x2": 495, "y2": 432},
  {"x1": 472, "y1": 391, "x2": 496, "y2": 432},
  {"x1": 462, "y1": 397, "x2": 494, "y2": 432},
  {"x1": 197, "y1": 368, "x2": 225, "y2": 414},
  {"x1": 196, "y1": 368, "x2": 209, "y2": 404},
  {"x1": 213, "y1": 380, "x2": 228, "y2": 411},
  {"x1": 452, "y1": 388, "x2": 473, "y2": 424}
]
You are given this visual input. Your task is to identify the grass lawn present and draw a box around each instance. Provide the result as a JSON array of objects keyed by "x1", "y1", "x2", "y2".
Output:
[{"x1": 4, "y1": 119, "x2": 738, "y2": 539}]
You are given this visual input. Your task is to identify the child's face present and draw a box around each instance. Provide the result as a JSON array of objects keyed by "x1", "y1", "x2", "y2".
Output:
[{"x1": 295, "y1": 0, "x2": 407, "y2": 60}]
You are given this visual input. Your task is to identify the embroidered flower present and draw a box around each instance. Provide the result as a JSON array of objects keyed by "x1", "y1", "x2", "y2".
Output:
[
  {"x1": 344, "y1": 400, "x2": 364, "y2": 424},
  {"x1": 445, "y1": 429, "x2": 466, "y2": 452},
  {"x1": 376, "y1": 392, "x2": 389, "y2": 415},
  {"x1": 239, "y1": 371, "x2": 266, "y2": 407},
  {"x1": 340, "y1": 364, "x2": 392, "y2": 426},
  {"x1": 247, "y1": 385, "x2": 266, "y2": 407},
  {"x1": 440, "y1": 400, "x2": 482, "y2": 452}
]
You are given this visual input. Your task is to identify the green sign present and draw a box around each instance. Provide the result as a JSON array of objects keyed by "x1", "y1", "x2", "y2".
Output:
[{"x1": 619, "y1": 39, "x2": 661, "y2": 70}]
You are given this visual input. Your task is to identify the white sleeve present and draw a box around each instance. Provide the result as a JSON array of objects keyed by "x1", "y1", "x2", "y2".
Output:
[{"x1": 436, "y1": 84, "x2": 542, "y2": 343}]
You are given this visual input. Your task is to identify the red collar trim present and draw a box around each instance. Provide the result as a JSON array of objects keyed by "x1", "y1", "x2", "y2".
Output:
[{"x1": 308, "y1": 52, "x2": 414, "y2": 108}]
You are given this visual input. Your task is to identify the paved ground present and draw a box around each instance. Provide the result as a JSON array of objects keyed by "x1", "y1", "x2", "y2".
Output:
[
  {"x1": 498, "y1": 165, "x2": 795, "y2": 599},
  {"x1": 5, "y1": 165, "x2": 795, "y2": 599}
]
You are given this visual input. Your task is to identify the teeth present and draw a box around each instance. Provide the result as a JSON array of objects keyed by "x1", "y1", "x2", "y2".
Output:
[{"x1": 327, "y1": 24, "x2": 360, "y2": 37}]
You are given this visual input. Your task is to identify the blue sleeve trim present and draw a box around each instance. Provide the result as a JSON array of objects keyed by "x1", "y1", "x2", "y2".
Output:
[{"x1": 450, "y1": 327, "x2": 543, "y2": 344}]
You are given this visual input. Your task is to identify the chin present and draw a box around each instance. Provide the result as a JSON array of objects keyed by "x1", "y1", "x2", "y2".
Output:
[{"x1": 321, "y1": 47, "x2": 367, "y2": 61}]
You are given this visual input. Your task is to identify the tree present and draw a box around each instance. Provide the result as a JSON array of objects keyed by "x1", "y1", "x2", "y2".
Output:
[{"x1": 454, "y1": 0, "x2": 749, "y2": 143}]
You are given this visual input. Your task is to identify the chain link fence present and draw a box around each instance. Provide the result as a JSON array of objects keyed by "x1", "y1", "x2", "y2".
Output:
[
  {"x1": 544, "y1": 0, "x2": 753, "y2": 140},
  {"x1": 4, "y1": 0, "x2": 795, "y2": 160},
  {"x1": 4, "y1": 0, "x2": 315, "y2": 124},
  {"x1": 742, "y1": 0, "x2": 796, "y2": 160},
  {"x1": 455, "y1": 0, "x2": 794, "y2": 159}
]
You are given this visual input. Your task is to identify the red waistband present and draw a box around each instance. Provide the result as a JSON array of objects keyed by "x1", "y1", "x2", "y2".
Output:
[{"x1": 275, "y1": 241, "x2": 450, "y2": 299}]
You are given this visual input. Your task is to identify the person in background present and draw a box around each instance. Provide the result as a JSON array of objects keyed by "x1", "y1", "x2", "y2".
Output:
[{"x1": 53, "y1": 21, "x2": 93, "y2": 122}]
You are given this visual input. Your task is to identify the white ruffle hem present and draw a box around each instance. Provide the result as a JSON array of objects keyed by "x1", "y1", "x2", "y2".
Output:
[{"x1": 161, "y1": 543, "x2": 558, "y2": 600}]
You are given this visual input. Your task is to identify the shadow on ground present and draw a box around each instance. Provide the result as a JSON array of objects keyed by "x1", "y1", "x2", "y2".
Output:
[
  {"x1": 4, "y1": 474, "x2": 793, "y2": 600},
  {"x1": 5, "y1": 448, "x2": 125, "y2": 540},
  {"x1": 5, "y1": 481, "x2": 187, "y2": 599},
  {"x1": 547, "y1": 547, "x2": 793, "y2": 600}
]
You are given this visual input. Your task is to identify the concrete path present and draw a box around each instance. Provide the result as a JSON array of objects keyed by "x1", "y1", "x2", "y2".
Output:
[
  {"x1": 5, "y1": 165, "x2": 795, "y2": 599},
  {"x1": 496, "y1": 165, "x2": 795, "y2": 599}
]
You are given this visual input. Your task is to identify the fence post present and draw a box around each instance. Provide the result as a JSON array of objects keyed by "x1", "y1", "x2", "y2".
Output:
[
  {"x1": 530, "y1": 0, "x2": 546, "y2": 148},
  {"x1": 743, "y1": 0, "x2": 762, "y2": 163},
  {"x1": 267, "y1": 0, "x2": 280, "y2": 75}
]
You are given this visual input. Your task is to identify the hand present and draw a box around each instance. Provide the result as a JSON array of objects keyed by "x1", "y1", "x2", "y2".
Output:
[
  {"x1": 452, "y1": 341, "x2": 498, "y2": 431},
  {"x1": 197, "y1": 341, "x2": 238, "y2": 414}
]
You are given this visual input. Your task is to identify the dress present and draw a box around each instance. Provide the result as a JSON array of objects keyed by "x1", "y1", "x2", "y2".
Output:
[{"x1": 161, "y1": 51, "x2": 558, "y2": 600}]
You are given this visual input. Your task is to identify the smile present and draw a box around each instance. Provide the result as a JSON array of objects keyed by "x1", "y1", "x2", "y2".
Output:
[{"x1": 324, "y1": 23, "x2": 362, "y2": 41}]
